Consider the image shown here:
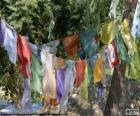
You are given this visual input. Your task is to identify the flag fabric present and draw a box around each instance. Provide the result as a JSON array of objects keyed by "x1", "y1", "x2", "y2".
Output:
[
  {"x1": 75, "y1": 59, "x2": 86, "y2": 87},
  {"x1": 41, "y1": 50, "x2": 56, "y2": 99},
  {"x1": 99, "y1": 21, "x2": 116, "y2": 45},
  {"x1": 120, "y1": 19, "x2": 137, "y2": 55},
  {"x1": 79, "y1": 64, "x2": 88, "y2": 103},
  {"x1": 21, "y1": 77, "x2": 32, "y2": 113},
  {"x1": 56, "y1": 69, "x2": 65, "y2": 101},
  {"x1": 93, "y1": 55, "x2": 103, "y2": 84},
  {"x1": 116, "y1": 31, "x2": 129, "y2": 62},
  {"x1": 106, "y1": 40, "x2": 120, "y2": 68},
  {"x1": 79, "y1": 28, "x2": 97, "y2": 58},
  {"x1": 39, "y1": 40, "x2": 60, "y2": 55},
  {"x1": 98, "y1": 83, "x2": 103, "y2": 97},
  {"x1": 17, "y1": 34, "x2": 31, "y2": 78},
  {"x1": 63, "y1": 34, "x2": 79, "y2": 58},
  {"x1": 131, "y1": 0, "x2": 140, "y2": 38},
  {"x1": 30, "y1": 54, "x2": 42, "y2": 93},
  {"x1": 60, "y1": 60, "x2": 76, "y2": 111},
  {"x1": 0, "y1": 19, "x2": 17, "y2": 64}
]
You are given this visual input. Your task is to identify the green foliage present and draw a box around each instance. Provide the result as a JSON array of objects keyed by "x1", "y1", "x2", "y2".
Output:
[{"x1": 0, "y1": 47, "x2": 23, "y2": 103}]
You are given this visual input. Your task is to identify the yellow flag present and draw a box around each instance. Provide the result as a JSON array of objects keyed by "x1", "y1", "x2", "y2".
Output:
[
  {"x1": 99, "y1": 21, "x2": 116, "y2": 45},
  {"x1": 79, "y1": 63, "x2": 88, "y2": 103},
  {"x1": 120, "y1": 19, "x2": 137, "y2": 55},
  {"x1": 93, "y1": 55, "x2": 103, "y2": 84},
  {"x1": 51, "y1": 69, "x2": 56, "y2": 99},
  {"x1": 79, "y1": 63, "x2": 88, "y2": 100}
]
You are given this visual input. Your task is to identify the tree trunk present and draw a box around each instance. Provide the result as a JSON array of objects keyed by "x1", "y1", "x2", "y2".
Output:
[
  {"x1": 104, "y1": 0, "x2": 137, "y2": 115},
  {"x1": 104, "y1": 62, "x2": 126, "y2": 116}
]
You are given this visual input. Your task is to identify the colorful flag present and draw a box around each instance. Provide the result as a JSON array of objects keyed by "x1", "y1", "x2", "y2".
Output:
[
  {"x1": 98, "y1": 83, "x2": 103, "y2": 97},
  {"x1": 75, "y1": 59, "x2": 86, "y2": 87},
  {"x1": 116, "y1": 31, "x2": 129, "y2": 62},
  {"x1": 93, "y1": 55, "x2": 103, "y2": 84},
  {"x1": 106, "y1": 40, "x2": 120, "y2": 68},
  {"x1": 17, "y1": 34, "x2": 31, "y2": 78},
  {"x1": 21, "y1": 77, "x2": 32, "y2": 113},
  {"x1": 120, "y1": 19, "x2": 137, "y2": 55},
  {"x1": 60, "y1": 60, "x2": 76, "y2": 111},
  {"x1": 79, "y1": 28, "x2": 97, "y2": 58},
  {"x1": 0, "y1": 19, "x2": 17, "y2": 64},
  {"x1": 30, "y1": 54, "x2": 42, "y2": 93},
  {"x1": 63, "y1": 34, "x2": 79, "y2": 58},
  {"x1": 131, "y1": 0, "x2": 140, "y2": 38},
  {"x1": 56, "y1": 69, "x2": 65, "y2": 101},
  {"x1": 99, "y1": 21, "x2": 116, "y2": 45},
  {"x1": 79, "y1": 64, "x2": 88, "y2": 103},
  {"x1": 41, "y1": 50, "x2": 56, "y2": 99}
]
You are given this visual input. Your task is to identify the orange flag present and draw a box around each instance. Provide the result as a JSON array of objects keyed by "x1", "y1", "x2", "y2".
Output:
[{"x1": 63, "y1": 34, "x2": 79, "y2": 58}]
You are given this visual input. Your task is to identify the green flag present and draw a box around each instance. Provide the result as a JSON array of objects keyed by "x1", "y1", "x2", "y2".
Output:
[
  {"x1": 31, "y1": 54, "x2": 42, "y2": 93},
  {"x1": 115, "y1": 31, "x2": 129, "y2": 62}
]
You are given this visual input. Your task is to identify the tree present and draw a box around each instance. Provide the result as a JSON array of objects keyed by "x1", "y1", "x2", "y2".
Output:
[{"x1": 104, "y1": 0, "x2": 138, "y2": 115}]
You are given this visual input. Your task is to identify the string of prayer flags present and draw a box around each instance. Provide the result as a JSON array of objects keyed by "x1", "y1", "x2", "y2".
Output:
[
  {"x1": 79, "y1": 28, "x2": 98, "y2": 58},
  {"x1": 0, "y1": 17, "x2": 139, "y2": 111},
  {"x1": 93, "y1": 55, "x2": 103, "y2": 84},
  {"x1": 41, "y1": 50, "x2": 56, "y2": 99},
  {"x1": 56, "y1": 69, "x2": 65, "y2": 101},
  {"x1": 115, "y1": 31, "x2": 129, "y2": 62},
  {"x1": 17, "y1": 34, "x2": 31, "y2": 78},
  {"x1": 131, "y1": 0, "x2": 140, "y2": 38},
  {"x1": 120, "y1": 19, "x2": 137, "y2": 55},
  {"x1": 75, "y1": 59, "x2": 86, "y2": 87},
  {"x1": 63, "y1": 34, "x2": 79, "y2": 58},
  {"x1": 99, "y1": 21, "x2": 116, "y2": 45},
  {"x1": 30, "y1": 54, "x2": 42, "y2": 93},
  {"x1": 79, "y1": 64, "x2": 88, "y2": 103},
  {"x1": 0, "y1": 18, "x2": 17, "y2": 64},
  {"x1": 106, "y1": 40, "x2": 120, "y2": 68}
]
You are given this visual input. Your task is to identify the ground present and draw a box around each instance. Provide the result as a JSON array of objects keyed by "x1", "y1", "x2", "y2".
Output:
[{"x1": 0, "y1": 78, "x2": 140, "y2": 116}]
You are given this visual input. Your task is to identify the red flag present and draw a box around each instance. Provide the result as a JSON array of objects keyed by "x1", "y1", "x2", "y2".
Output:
[
  {"x1": 75, "y1": 60, "x2": 86, "y2": 87},
  {"x1": 106, "y1": 40, "x2": 120, "y2": 68},
  {"x1": 17, "y1": 34, "x2": 31, "y2": 78}
]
